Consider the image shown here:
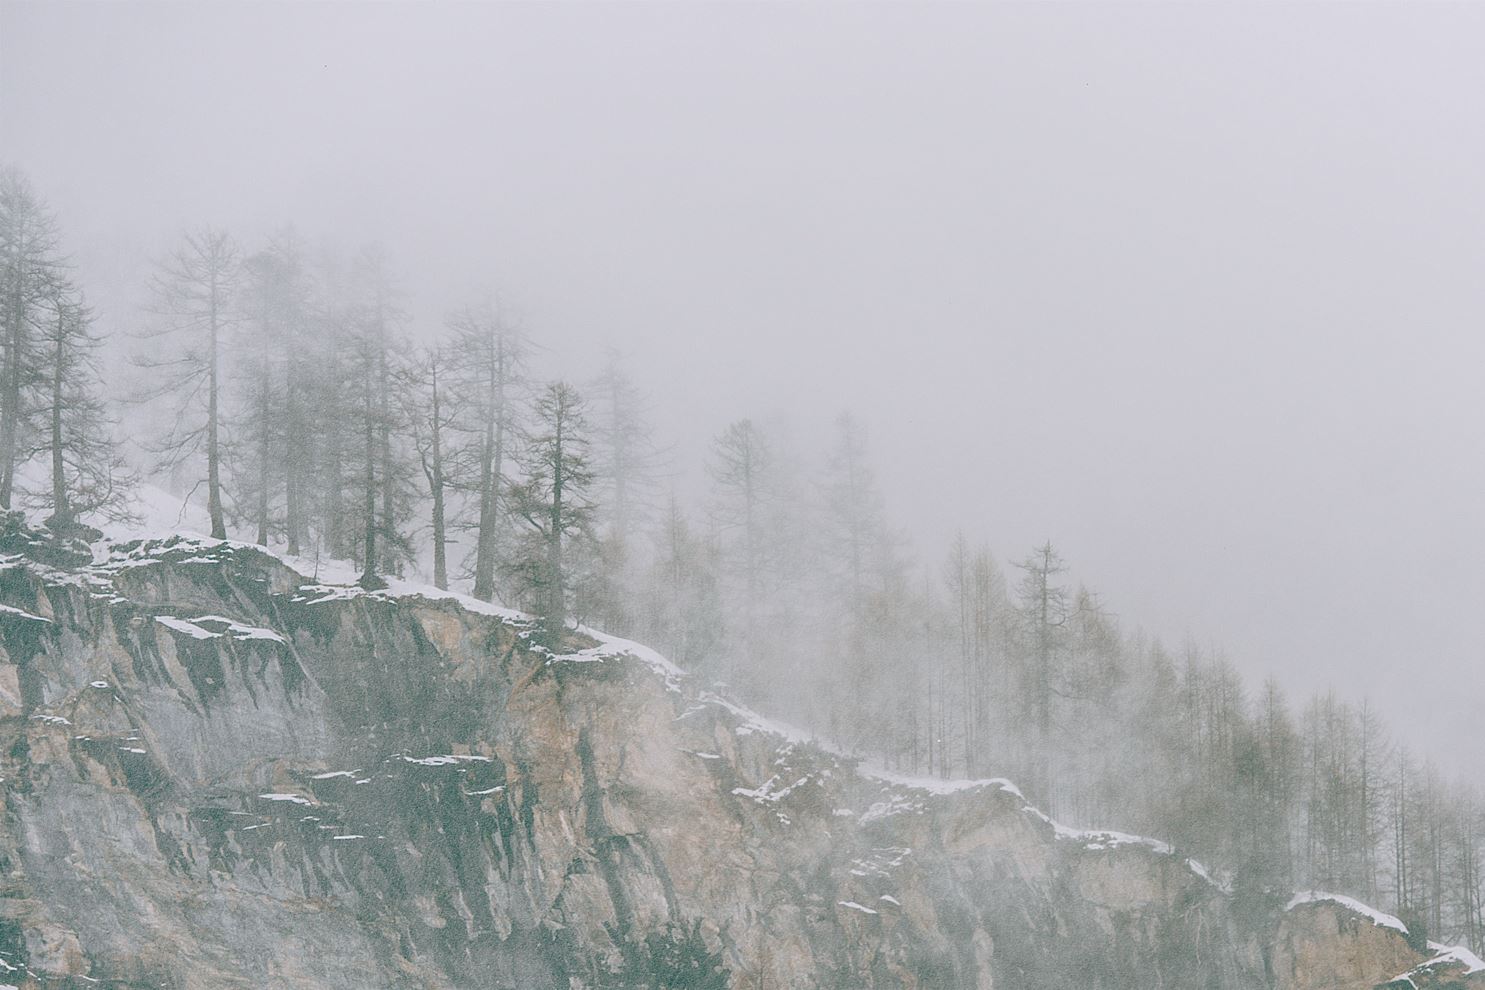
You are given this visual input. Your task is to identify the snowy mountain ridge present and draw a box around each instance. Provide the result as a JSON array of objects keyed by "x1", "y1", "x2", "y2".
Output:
[{"x1": 0, "y1": 506, "x2": 1477, "y2": 987}]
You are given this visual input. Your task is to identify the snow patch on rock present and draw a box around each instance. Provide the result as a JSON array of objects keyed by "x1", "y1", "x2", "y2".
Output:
[
  {"x1": 1286, "y1": 891, "x2": 1409, "y2": 934},
  {"x1": 155, "y1": 616, "x2": 219, "y2": 640}
]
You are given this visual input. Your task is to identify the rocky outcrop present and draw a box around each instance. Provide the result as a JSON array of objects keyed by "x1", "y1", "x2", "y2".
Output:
[
  {"x1": 1384, "y1": 945, "x2": 1485, "y2": 989},
  {"x1": 0, "y1": 526, "x2": 1473, "y2": 989},
  {"x1": 1274, "y1": 896, "x2": 1419, "y2": 990}
]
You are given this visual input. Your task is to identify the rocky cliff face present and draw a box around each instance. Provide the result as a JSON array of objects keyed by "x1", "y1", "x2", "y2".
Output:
[{"x1": 0, "y1": 525, "x2": 1477, "y2": 990}]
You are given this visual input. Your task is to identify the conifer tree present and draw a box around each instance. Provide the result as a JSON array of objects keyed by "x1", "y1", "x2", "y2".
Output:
[
  {"x1": 401, "y1": 344, "x2": 455, "y2": 589},
  {"x1": 32, "y1": 289, "x2": 130, "y2": 530},
  {"x1": 1012, "y1": 541, "x2": 1071, "y2": 805},
  {"x1": 448, "y1": 302, "x2": 525, "y2": 601},
  {"x1": 140, "y1": 226, "x2": 240, "y2": 538},
  {"x1": 507, "y1": 381, "x2": 596, "y2": 631},
  {"x1": 707, "y1": 417, "x2": 773, "y2": 671},
  {"x1": 0, "y1": 167, "x2": 65, "y2": 510},
  {"x1": 588, "y1": 349, "x2": 665, "y2": 633}
]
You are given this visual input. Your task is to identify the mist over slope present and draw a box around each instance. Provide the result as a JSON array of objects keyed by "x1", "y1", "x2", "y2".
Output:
[
  {"x1": 0, "y1": 512, "x2": 1478, "y2": 989},
  {"x1": 6, "y1": 1, "x2": 1485, "y2": 774},
  {"x1": 2, "y1": 4, "x2": 1484, "y2": 982},
  {"x1": 3, "y1": 150, "x2": 1484, "y2": 971}
]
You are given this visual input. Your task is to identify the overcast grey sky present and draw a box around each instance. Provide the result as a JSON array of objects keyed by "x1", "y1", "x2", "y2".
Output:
[{"x1": 4, "y1": 1, "x2": 1483, "y2": 773}]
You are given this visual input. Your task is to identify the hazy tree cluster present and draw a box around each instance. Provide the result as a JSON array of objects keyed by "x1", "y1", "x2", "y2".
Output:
[
  {"x1": 0, "y1": 167, "x2": 129, "y2": 534},
  {"x1": 634, "y1": 407, "x2": 1483, "y2": 958},
  {"x1": 904, "y1": 548, "x2": 1485, "y2": 954},
  {"x1": 139, "y1": 220, "x2": 611, "y2": 633},
  {"x1": 8, "y1": 164, "x2": 1483, "y2": 953}
]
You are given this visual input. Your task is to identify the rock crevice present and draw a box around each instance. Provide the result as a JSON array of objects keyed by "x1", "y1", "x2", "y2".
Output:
[{"x1": 0, "y1": 528, "x2": 1474, "y2": 989}]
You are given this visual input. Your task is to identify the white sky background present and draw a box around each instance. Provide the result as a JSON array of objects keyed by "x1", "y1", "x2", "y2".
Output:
[{"x1": 3, "y1": 2, "x2": 1484, "y2": 774}]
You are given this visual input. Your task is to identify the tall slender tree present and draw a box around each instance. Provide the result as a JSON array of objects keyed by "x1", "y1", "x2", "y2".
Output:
[
  {"x1": 637, "y1": 495, "x2": 723, "y2": 672},
  {"x1": 507, "y1": 381, "x2": 595, "y2": 633},
  {"x1": 1013, "y1": 541, "x2": 1071, "y2": 805},
  {"x1": 588, "y1": 349, "x2": 666, "y2": 633},
  {"x1": 301, "y1": 248, "x2": 362, "y2": 562},
  {"x1": 345, "y1": 246, "x2": 409, "y2": 586},
  {"x1": 449, "y1": 302, "x2": 526, "y2": 601},
  {"x1": 32, "y1": 289, "x2": 129, "y2": 529},
  {"x1": 0, "y1": 167, "x2": 65, "y2": 510},
  {"x1": 707, "y1": 418, "x2": 773, "y2": 667},
  {"x1": 140, "y1": 226, "x2": 240, "y2": 539},
  {"x1": 401, "y1": 344, "x2": 455, "y2": 590},
  {"x1": 821, "y1": 412, "x2": 882, "y2": 619}
]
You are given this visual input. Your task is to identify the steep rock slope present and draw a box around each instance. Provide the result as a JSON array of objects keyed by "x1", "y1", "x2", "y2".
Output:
[{"x1": 0, "y1": 524, "x2": 1474, "y2": 989}]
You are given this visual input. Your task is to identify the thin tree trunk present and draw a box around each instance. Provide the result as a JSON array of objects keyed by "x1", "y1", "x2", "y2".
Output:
[
  {"x1": 547, "y1": 404, "x2": 565, "y2": 628},
  {"x1": 326, "y1": 431, "x2": 344, "y2": 557},
  {"x1": 0, "y1": 296, "x2": 23, "y2": 509},
  {"x1": 473, "y1": 335, "x2": 504, "y2": 601},
  {"x1": 360, "y1": 351, "x2": 378, "y2": 586},
  {"x1": 206, "y1": 271, "x2": 226, "y2": 539},
  {"x1": 377, "y1": 336, "x2": 393, "y2": 572},
  {"x1": 254, "y1": 312, "x2": 270, "y2": 546},
  {"x1": 429, "y1": 363, "x2": 447, "y2": 590},
  {"x1": 285, "y1": 367, "x2": 302, "y2": 556},
  {"x1": 255, "y1": 380, "x2": 270, "y2": 547},
  {"x1": 473, "y1": 413, "x2": 496, "y2": 599},
  {"x1": 49, "y1": 306, "x2": 68, "y2": 526},
  {"x1": 608, "y1": 371, "x2": 627, "y2": 536}
]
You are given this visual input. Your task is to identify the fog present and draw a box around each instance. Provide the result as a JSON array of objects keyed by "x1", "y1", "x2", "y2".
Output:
[{"x1": 4, "y1": 1, "x2": 1483, "y2": 775}]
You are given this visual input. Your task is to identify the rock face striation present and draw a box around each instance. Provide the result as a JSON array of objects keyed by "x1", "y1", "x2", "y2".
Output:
[{"x1": 0, "y1": 523, "x2": 1477, "y2": 989}]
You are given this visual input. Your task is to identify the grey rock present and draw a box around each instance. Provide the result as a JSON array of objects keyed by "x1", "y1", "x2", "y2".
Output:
[{"x1": 0, "y1": 528, "x2": 1463, "y2": 989}]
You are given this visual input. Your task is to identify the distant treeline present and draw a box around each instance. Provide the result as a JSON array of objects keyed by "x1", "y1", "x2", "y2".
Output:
[{"x1": 2, "y1": 164, "x2": 1480, "y2": 954}]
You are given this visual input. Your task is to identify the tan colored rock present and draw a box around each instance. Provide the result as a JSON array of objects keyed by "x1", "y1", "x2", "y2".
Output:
[
  {"x1": 24, "y1": 922, "x2": 87, "y2": 977},
  {"x1": 1273, "y1": 900, "x2": 1419, "y2": 990},
  {"x1": 0, "y1": 663, "x2": 21, "y2": 716},
  {"x1": 0, "y1": 530, "x2": 1462, "y2": 989}
]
